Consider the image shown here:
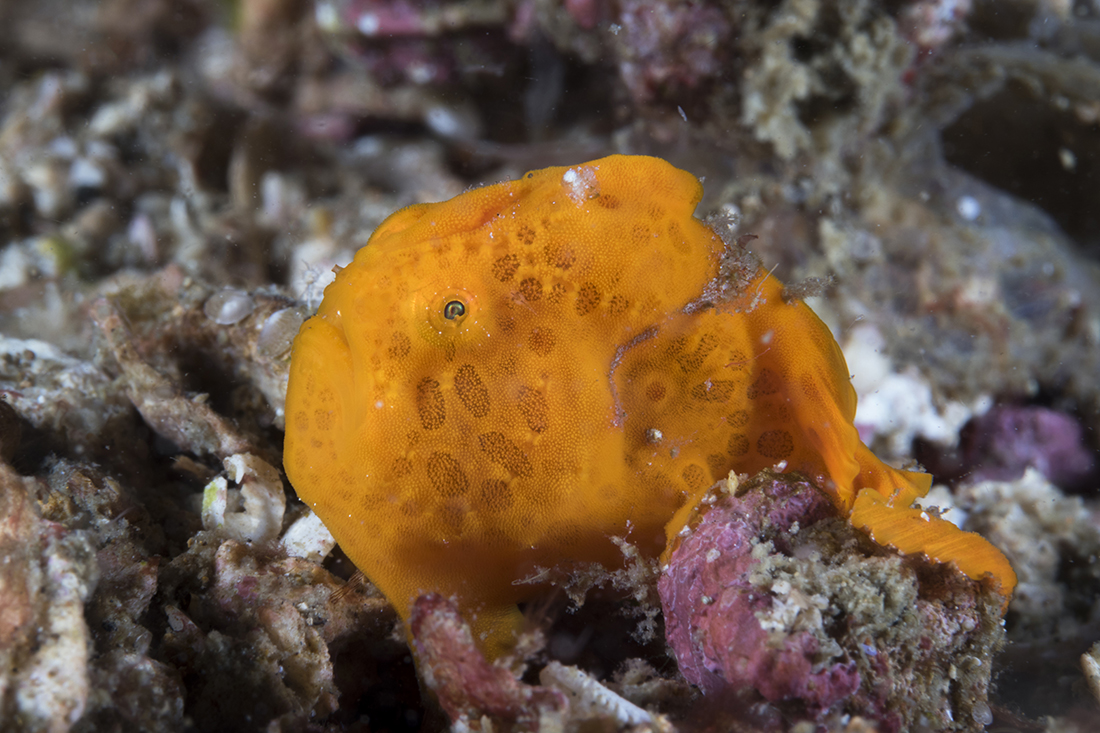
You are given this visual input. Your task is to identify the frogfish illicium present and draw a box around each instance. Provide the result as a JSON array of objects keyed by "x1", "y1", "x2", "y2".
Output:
[{"x1": 283, "y1": 155, "x2": 1015, "y2": 658}]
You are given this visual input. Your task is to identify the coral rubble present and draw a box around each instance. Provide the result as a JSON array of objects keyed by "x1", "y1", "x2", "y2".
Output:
[
  {"x1": 661, "y1": 471, "x2": 1004, "y2": 731},
  {"x1": 1, "y1": 0, "x2": 1098, "y2": 729}
]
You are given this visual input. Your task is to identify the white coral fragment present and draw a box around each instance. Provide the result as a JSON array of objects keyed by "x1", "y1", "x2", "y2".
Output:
[
  {"x1": 540, "y1": 661, "x2": 671, "y2": 732},
  {"x1": 202, "y1": 453, "x2": 286, "y2": 543},
  {"x1": 13, "y1": 534, "x2": 97, "y2": 732},
  {"x1": 1083, "y1": 641, "x2": 1100, "y2": 704},
  {"x1": 959, "y1": 468, "x2": 1099, "y2": 625},
  {"x1": 844, "y1": 324, "x2": 990, "y2": 456},
  {"x1": 914, "y1": 485, "x2": 969, "y2": 529},
  {"x1": 281, "y1": 511, "x2": 336, "y2": 563}
]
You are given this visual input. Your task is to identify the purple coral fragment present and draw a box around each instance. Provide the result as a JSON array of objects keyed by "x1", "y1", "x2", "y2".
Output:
[
  {"x1": 659, "y1": 475, "x2": 859, "y2": 714},
  {"x1": 962, "y1": 405, "x2": 1096, "y2": 490}
]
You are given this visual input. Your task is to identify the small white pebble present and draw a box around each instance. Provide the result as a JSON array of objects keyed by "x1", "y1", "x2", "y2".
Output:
[
  {"x1": 356, "y1": 12, "x2": 380, "y2": 35},
  {"x1": 956, "y1": 195, "x2": 981, "y2": 221},
  {"x1": 69, "y1": 157, "x2": 105, "y2": 189},
  {"x1": 407, "y1": 63, "x2": 433, "y2": 85},
  {"x1": 971, "y1": 701, "x2": 992, "y2": 727},
  {"x1": 256, "y1": 307, "x2": 307, "y2": 359},
  {"x1": 1058, "y1": 147, "x2": 1076, "y2": 171},
  {"x1": 203, "y1": 288, "x2": 255, "y2": 325},
  {"x1": 423, "y1": 104, "x2": 480, "y2": 140},
  {"x1": 314, "y1": 1, "x2": 339, "y2": 31}
]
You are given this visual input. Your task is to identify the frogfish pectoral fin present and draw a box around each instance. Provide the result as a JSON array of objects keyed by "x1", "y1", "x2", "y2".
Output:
[{"x1": 849, "y1": 487, "x2": 1017, "y2": 609}]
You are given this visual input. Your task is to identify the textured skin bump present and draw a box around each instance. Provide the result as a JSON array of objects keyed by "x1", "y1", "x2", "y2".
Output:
[{"x1": 283, "y1": 155, "x2": 1016, "y2": 657}]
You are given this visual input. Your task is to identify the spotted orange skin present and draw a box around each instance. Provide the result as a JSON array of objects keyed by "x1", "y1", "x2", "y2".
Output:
[{"x1": 284, "y1": 155, "x2": 1015, "y2": 657}]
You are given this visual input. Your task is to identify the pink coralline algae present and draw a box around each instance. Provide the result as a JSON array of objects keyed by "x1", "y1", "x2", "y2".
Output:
[
  {"x1": 659, "y1": 471, "x2": 1006, "y2": 731},
  {"x1": 614, "y1": 0, "x2": 733, "y2": 105},
  {"x1": 409, "y1": 594, "x2": 565, "y2": 728},
  {"x1": 659, "y1": 474, "x2": 858, "y2": 714}
]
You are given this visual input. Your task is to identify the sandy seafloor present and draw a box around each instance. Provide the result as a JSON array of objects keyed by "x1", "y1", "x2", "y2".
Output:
[{"x1": 1, "y1": 1, "x2": 1099, "y2": 731}]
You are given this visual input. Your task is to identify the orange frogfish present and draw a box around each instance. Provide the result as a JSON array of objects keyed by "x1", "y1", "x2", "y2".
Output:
[{"x1": 283, "y1": 155, "x2": 1015, "y2": 658}]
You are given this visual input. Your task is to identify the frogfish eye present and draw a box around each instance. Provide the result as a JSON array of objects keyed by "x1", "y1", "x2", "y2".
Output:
[
  {"x1": 443, "y1": 300, "x2": 466, "y2": 320},
  {"x1": 416, "y1": 288, "x2": 478, "y2": 346}
]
